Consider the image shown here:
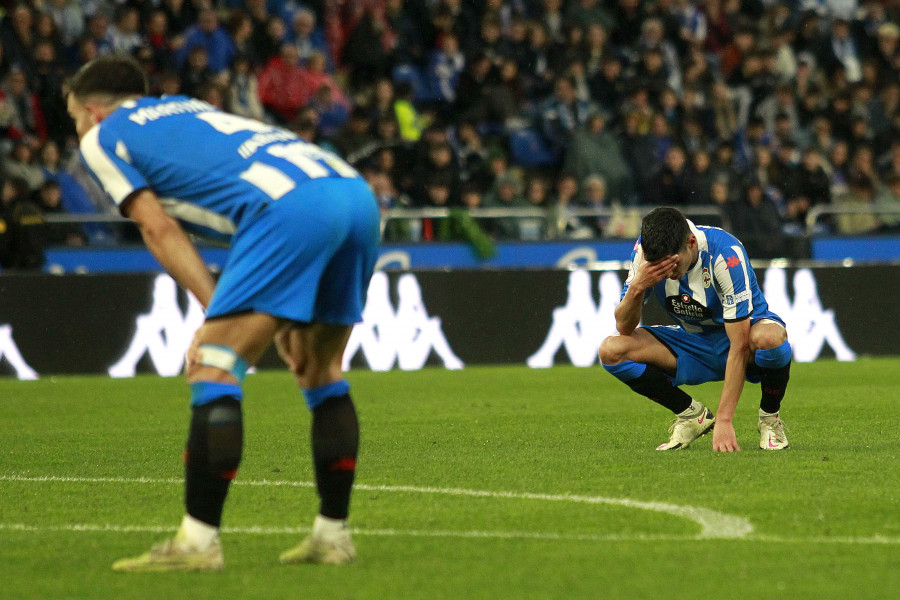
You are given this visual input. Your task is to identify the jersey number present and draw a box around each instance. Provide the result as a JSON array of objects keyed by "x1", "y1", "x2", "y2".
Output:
[{"x1": 196, "y1": 112, "x2": 357, "y2": 200}]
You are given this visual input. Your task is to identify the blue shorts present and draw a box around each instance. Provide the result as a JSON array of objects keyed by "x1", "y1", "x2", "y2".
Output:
[
  {"x1": 207, "y1": 177, "x2": 380, "y2": 325},
  {"x1": 644, "y1": 316, "x2": 784, "y2": 386}
]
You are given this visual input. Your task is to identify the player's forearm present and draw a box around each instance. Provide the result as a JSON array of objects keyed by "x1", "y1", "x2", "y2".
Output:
[
  {"x1": 716, "y1": 347, "x2": 750, "y2": 422},
  {"x1": 140, "y1": 219, "x2": 216, "y2": 308},
  {"x1": 614, "y1": 287, "x2": 645, "y2": 335}
]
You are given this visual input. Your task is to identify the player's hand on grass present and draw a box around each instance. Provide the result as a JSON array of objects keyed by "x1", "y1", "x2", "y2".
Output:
[{"x1": 712, "y1": 421, "x2": 741, "y2": 452}]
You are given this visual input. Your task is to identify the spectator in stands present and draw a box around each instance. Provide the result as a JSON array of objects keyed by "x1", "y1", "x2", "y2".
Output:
[
  {"x1": 109, "y1": 5, "x2": 144, "y2": 56},
  {"x1": 225, "y1": 54, "x2": 264, "y2": 121},
  {"x1": 46, "y1": 0, "x2": 85, "y2": 49},
  {"x1": 162, "y1": 0, "x2": 200, "y2": 38},
  {"x1": 35, "y1": 179, "x2": 85, "y2": 247},
  {"x1": 785, "y1": 146, "x2": 832, "y2": 234},
  {"x1": 427, "y1": 32, "x2": 466, "y2": 105},
  {"x1": 287, "y1": 7, "x2": 333, "y2": 72},
  {"x1": 730, "y1": 176, "x2": 785, "y2": 258},
  {"x1": 836, "y1": 174, "x2": 882, "y2": 235},
  {"x1": 84, "y1": 13, "x2": 115, "y2": 57},
  {"x1": 589, "y1": 54, "x2": 627, "y2": 115},
  {"x1": 175, "y1": 9, "x2": 235, "y2": 76},
  {"x1": 539, "y1": 75, "x2": 591, "y2": 155},
  {"x1": 413, "y1": 141, "x2": 461, "y2": 208},
  {"x1": 179, "y1": 45, "x2": 214, "y2": 99},
  {"x1": 620, "y1": 110, "x2": 657, "y2": 203},
  {"x1": 332, "y1": 107, "x2": 376, "y2": 163},
  {"x1": 0, "y1": 175, "x2": 44, "y2": 269},
  {"x1": 393, "y1": 81, "x2": 429, "y2": 143},
  {"x1": 3, "y1": 141, "x2": 45, "y2": 193},
  {"x1": 0, "y1": 5, "x2": 35, "y2": 78},
  {"x1": 647, "y1": 145, "x2": 698, "y2": 206},
  {"x1": 564, "y1": 109, "x2": 633, "y2": 204},
  {"x1": 454, "y1": 120, "x2": 487, "y2": 186},
  {"x1": 29, "y1": 40, "x2": 69, "y2": 144},
  {"x1": 308, "y1": 84, "x2": 348, "y2": 140},
  {"x1": 2, "y1": 69, "x2": 47, "y2": 144},
  {"x1": 258, "y1": 43, "x2": 309, "y2": 124},
  {"x1": 484, "y1": 174, "x2": 525, "y2": 240},
  {"x1": 342, "y1": 5, "x2": 393, "y2": 94},
  {"x1": 224, "y1": 11, "x2": 258, "y2": 68}
]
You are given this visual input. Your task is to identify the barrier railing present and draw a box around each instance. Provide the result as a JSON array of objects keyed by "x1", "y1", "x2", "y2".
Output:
[
  {"x1": 805, "y1": 204, "x2": 900, "y2": 234},
  {"x1": 381, "y1": 204, "x2": 729, "y2": 239}
]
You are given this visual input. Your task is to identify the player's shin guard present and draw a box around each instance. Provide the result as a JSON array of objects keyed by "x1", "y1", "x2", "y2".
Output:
[
  {"x1": 602, "y1": 360, "x2": 693, "y2": 414},
  {"x1": 755, "y1": 341, "x2": 792, "y2": 414},
  {"x1": 185, "y1": 382, "x2": 244, "y2": 527},
  {"x1": 303, "y1": 381, "x2": 359, "y2": 520}
]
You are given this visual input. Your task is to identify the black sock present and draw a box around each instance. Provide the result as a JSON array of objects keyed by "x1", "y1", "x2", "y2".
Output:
[
  {"x1": 626, "y1": 364, "x2": 693, "y2": 414},
  {"x1": 311, "y1": 393, "x2": 359, "y2": 520},
  {"x1": 758, "y1": 361, "x2": 790, "y2": 414},
  {"x1": 185, "y1": 397, "x2": 243, "y2": 527}
]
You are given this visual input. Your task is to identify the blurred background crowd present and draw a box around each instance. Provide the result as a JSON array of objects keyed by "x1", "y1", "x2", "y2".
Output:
[{"x1": 1, "y1": 0, "x2": 899, "y2": 269}]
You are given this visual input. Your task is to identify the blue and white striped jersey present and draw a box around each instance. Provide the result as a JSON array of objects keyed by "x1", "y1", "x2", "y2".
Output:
[
  {"x1": 622, "y1": 221, "x2": 774, "y2": 333},
  {"x1": 79, "y1": 95, "x2": 360, "y2": 244}
]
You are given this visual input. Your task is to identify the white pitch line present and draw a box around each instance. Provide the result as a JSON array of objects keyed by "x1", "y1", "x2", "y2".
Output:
[
  {"x1": 0, "y1": 474, "x2": 751, "y2": 539},
  {"x1": 0, "y1": 523, "x2": 897, "y2": 545}
]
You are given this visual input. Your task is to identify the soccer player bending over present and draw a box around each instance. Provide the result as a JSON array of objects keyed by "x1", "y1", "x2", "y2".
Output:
[
  {"x1": 67, "y1": 56, "x2": 380, "y2": 571},
  {"x1": 599, "y1": 207, "x2": 791, "y2": 452}
]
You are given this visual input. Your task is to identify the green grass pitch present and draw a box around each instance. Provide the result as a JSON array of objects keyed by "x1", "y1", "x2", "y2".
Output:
[{"x1": 1, "y1": 359, "x2": 898, "y2": 600}]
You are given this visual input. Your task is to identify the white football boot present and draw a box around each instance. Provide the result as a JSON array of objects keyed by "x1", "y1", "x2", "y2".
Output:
[
  {"x1": 656, "y1": 401, "x2": 715, "y2": 450},
  {"x1": 280, "y1": 515, "x2": 356, "y2": 565},
  {"x1": 758, "y1": 410, "x2": 789, "y2": 450}
]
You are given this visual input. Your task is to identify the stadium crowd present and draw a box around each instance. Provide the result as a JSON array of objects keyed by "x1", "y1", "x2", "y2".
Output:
[{"x1": 1, "y1": 0, "x2": 900, "y2": 267}]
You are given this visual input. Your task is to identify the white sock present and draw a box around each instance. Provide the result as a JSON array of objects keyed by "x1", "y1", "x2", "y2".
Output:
[
  {"x1": 175, "y1": 514, "x2": 219, "y2": 551},
  {"x1": 759, "y1": 408, "x2": 779, "y2": 418},
  {"x1": 312, "y1": 514, "x2": 347, "y2": 540}
]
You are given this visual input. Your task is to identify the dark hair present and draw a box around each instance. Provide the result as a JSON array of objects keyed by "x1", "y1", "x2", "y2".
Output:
[
  {"x1": 640, "y1": 207, "x2": 691, "y2": 262},
  {"x1": 68, "y1": 55, "x2": 148, "y2": 101}
]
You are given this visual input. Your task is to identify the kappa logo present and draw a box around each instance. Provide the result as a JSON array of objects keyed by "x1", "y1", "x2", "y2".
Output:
[
  {"x1": 0, "y1": 324, "x2": 38, "y2": 380},
  {"x1": 108, "y1": 275, "x2": 205, "y2": 377},
  {"x1": 762, "y1": 267, "x2": 856, "y2": 362},
  {"x1": 726, "y1": 256, "x2": 741, "y2": 268},
  {"x1": 343, "y1": 272, "x2": 464, "y2": 372},
  {"x1": 528, "y1": 270, "x2": 622, "y2": 368}
]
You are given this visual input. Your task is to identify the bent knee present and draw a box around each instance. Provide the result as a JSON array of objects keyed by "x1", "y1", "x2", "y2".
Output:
[
  {"x1": 751, "y1": 326, "x2": 788, "y2": 351},
  {"x1": 599, "y1": 335, "x2": 632, "y2": 365}
]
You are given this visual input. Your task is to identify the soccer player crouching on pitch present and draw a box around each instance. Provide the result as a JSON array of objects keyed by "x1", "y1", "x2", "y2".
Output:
[
  {"x1": 598, "y1": 207, "x2": 791, "y2": 452},
  {"x1": 66, "y1": 56, "x2": 380, "y2": 571}
]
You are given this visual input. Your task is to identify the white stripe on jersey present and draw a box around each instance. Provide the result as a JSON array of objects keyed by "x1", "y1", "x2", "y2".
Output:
[
  {"x1": 239, "y1": 162, "x2": 296, "y2": 200},
  {"x1": 80, "y1": 125, "x2": 137, "y2": 204},
  {"x1": 158, "y1": 198, "x2": 236, "y2": 236}
]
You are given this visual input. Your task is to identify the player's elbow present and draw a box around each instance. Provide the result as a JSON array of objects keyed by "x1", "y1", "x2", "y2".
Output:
[{"x1": 136, "y1": 212, "x2": 181, "y2": 244}]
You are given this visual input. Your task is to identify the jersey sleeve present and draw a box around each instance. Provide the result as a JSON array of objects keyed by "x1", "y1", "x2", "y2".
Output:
[
  {"x1": 79, "y1": 124, "x2": 148, "y2": 208},
  {"x1": 712, "y1": 242, "x2": 754, "y2": 321},
  {"x1": 620, "y1": 238, "x2": 643, "y2": 302}
]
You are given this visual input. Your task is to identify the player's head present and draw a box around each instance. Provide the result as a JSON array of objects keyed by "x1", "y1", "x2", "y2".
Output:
[
  {"x1": 66, "y1": 55, "x2": 148, "y2": 138},
  {"x1": 641, "y1": 207, "x2": 690, "y2": 261},
  {"x1": 640, "y1": 207, "x2": 697, "y2": 279}
]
